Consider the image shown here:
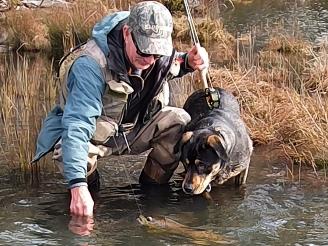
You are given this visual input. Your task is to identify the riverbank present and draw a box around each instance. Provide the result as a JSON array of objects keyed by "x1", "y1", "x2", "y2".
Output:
[{"x1": 0, "y1": 0, "x2": 327, "y2": 173}]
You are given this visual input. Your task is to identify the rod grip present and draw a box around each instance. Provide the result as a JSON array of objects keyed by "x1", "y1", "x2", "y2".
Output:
[{"x1": 195, "y1": 43, "x2": 209, "y2": 89}]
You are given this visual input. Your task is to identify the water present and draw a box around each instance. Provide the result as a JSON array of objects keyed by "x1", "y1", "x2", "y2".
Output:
[
  {"x1": 0, "y1": 147, "x2": 327, "y2": 245},
  {"x1": 1, "y1": 1, "x2": 328, "y2": 245},
  {"x1": 221, "y1": 0, "x2": 328, "y2": 45}
]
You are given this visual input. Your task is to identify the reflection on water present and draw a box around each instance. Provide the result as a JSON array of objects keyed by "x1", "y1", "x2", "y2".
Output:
[
  {"x1": 222, "y1": 0, "x2": 328, "y2": 44},
  {"x1": 0, "y1": 147, "x2": 327, "y2": 245}
]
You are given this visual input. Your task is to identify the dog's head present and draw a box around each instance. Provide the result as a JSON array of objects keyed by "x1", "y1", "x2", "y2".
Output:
[{"x1": 179, "y1": 129, "x2": 228, "y2": 195}]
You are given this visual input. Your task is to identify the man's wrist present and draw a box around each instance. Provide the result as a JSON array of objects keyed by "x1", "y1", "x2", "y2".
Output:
[
  {"x1": 69, "y1": 182, "x2": 88, "y2": 189},
  {"x1": 68, "y1": 178, "x2": 87, "y2": 189}
]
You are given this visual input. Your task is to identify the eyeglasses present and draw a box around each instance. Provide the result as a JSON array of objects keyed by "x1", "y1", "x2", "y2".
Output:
[{"x1": 131, "y1": 32, "x2": 162, "y2": 59}]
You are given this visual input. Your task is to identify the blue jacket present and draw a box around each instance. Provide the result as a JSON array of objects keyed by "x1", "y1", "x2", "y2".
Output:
[
  {"x1": 33, "y1": 11, "x2": 192, "y2": 187},
  {"x1": 32, "y1": 12, "x2": 130, "y2": 186}
]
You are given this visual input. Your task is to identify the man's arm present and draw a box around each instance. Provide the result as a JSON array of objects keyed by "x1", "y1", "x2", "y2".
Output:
[{"x1": 61, "y1": 56, "x2": 105, "y2": 216}]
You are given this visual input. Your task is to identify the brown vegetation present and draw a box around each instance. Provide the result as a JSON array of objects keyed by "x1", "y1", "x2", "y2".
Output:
[
  {"x1": 1, "y1": 0, "x2": 328, "y2": 173},
  {"x1": 0, "y1": 54, "x2": 58, "y2": 169},
  {"x1": 170, "y1": 34, "x2": 328, "y2": 170}
]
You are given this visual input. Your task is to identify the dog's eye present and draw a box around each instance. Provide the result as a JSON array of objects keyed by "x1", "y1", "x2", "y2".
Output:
[
  {"x1": 197, "y1": 164, "x2": 205, "y2": 173},
  {"x1": 197, "y1": 163, "x2": 212, "y2": 174},
  {"x1": 197, "y1": 162, "x2": 212, "y2": 174}
]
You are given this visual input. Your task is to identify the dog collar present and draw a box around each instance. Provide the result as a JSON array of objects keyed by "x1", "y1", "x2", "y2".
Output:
[{"x1": 205, "y1": 87, "x2": 220, "y2": 109}]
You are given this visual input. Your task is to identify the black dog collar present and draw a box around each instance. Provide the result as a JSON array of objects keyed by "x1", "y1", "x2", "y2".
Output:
[{"x1": 205, "y1": 87, "x2": 220, "y2": 109}]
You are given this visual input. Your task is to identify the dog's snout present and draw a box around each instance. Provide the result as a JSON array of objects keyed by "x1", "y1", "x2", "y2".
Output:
[{"x1": 183, "y1": 183, "x2": 194, "y2": 194}]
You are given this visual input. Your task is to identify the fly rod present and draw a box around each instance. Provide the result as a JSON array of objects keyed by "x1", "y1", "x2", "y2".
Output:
[{"x1": 183, "y1": 0, "x2": 212, "y2": 89}]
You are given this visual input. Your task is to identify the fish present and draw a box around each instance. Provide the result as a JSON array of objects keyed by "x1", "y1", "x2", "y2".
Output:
[{"x1": 137, "y1": 215, "x2": 236, "y2": 245}]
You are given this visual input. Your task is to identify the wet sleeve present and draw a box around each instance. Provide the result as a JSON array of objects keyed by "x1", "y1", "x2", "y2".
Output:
[{"x1": 61, "y1": 56, "x2": 105, "y2": 187}]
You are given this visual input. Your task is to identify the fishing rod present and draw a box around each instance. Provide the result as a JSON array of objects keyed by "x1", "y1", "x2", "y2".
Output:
[
  {"x1": 183, "y1": 0, "x2": 212, "y2": 89},
  {"x1": 183, "y1": 0, "x2": 220, "y2": 109}
]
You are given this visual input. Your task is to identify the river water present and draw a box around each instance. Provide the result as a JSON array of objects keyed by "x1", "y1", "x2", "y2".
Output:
[
  {"x1": 0, "y1": 147, "x2": 327, "y2": 245},
  {"x1": 222, "y1": 0, "x2": 328, "y2": 45},
  {"x1": 1, "y1": 0, "x2": 328, "y2": 245}
]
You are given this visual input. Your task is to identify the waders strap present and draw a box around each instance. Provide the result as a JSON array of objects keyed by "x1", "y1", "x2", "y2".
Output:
[
  {"x1": 118, "y1": 122, "x2": 135, "y2": 134},
  {"x1": 205, "y1": 87, "x2": 220, "y2": 110},
  {"x1": 57, "y1": 41, "x2": 88, "y2": 78}
]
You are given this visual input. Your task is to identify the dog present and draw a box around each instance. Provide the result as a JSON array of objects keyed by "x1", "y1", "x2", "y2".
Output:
[{"x1": 178, "y1": 87, "x2": 253, "y2": 195}]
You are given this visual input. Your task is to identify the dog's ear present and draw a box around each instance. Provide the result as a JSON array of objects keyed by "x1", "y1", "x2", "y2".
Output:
[
  {"x1": 207, "y1": 135, "x2": 228, "y2": 161},
  {"x1": 174, "y1": 131, "x2": 193, "y2": 154}
]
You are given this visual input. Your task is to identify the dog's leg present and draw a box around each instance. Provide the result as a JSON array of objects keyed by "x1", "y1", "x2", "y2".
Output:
[
  {"x1": 234, "y1": 165, "x2": 249, "y2": 186},
  {"x1": 242, "y1": 164, "x2": 249, "y2": 184},
  {"x1": 234, "y1": 173, "x2": 241, "y2": 186},
  {"x1": 218, "y1": 163, "x2": 248, "y2": 185}
]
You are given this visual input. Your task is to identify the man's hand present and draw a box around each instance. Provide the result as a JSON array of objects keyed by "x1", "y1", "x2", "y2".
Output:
[
  {"x1": 187, "y1": 45, "x2": 209, "y2": 71},
  {"x1": 70, "y1": 186, "x2": 94, "y2": 216},
  {"x1": 68, "y1": 215, "x2": 95, "y2": 236}
]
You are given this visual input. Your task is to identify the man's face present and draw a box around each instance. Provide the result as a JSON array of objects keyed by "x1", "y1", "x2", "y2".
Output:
[{"x1": 123, "y1": 25, "x2": 159, "y2": 70}]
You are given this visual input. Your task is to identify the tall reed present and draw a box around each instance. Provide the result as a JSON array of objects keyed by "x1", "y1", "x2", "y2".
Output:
[
  {"x1": 0, "y1": 54, "x2": 58, "y2": 170},
  {"x1": 2, "y1": 0, "x2": 328, "y2": 171}
]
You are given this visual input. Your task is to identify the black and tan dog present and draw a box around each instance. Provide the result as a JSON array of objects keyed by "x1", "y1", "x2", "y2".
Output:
[{"x1": 178, "y1": 87, "x2": 253, "y2": 195}]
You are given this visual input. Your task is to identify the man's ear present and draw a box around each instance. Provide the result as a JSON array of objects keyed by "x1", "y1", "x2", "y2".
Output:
[
  {"x1": 207, "y1": 135, "x2": 228, "y2": 161},
  {"x1": 122, "y1": 24, "x2": 130, "y2": 40},
  {"x1": 174, "y1": 131, "x2": 193, "y2": 154}
]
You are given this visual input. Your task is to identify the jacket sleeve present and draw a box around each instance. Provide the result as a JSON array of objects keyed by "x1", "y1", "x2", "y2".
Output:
[
  {"x1": 61, "y1": 56, "x2": 105, "y2": 187},
  {"x1": 178, "y1": 52, "x2": 195, "y2": 77},
  {"x1": 167, "y1": 52, "x2": 194, "y2": 80}
]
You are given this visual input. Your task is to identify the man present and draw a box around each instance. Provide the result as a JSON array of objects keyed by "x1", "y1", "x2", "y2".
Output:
[{"x1": 32, "y1": 1, "x2": 209, "y2": 217}]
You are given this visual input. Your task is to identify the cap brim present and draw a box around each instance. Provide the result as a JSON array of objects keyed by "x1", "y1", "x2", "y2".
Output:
[{"x1": 135, "y1": 34, "x2": 173, "y2": 57}]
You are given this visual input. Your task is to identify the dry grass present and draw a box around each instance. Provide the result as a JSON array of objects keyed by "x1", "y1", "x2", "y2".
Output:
[
  {"x1": 173, "y1": 14, "x2": 236, "y2": 63},
  {"x1": 4, "y1": 0, "x2": 234, "y2": 62},
  {"x1": 257, "y1": 35, "x2": 311, "y2": 90},
  {"x1": 190, "y1": 67, "x2": 328, "y2": 168},
  {"x1": 5, "y1": 9, "x2": 50, "y2": 51},
  {"x1": 170, "y1": 35, "x2": 328, "y2": 168},
  {"x1": 302, "y1": 44, "x2": 328, "y2": 95},
  {"x1": 4, "y1": 0, "x2": 113, "y2": 55},
  {"x1": 1, "y1": 0, "x2": 328, "y2": 171},
  {"x1": 0, "y1": 54, "x2": 58, "y2": 169}
]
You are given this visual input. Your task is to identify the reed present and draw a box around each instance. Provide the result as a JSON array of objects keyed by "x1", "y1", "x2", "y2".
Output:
[
  {"x1": 1, "y1": 0, "x2": 328, "y2": 171},
  {"x1": 171, "y1": 30, "x2": 328, "y2": 168},
  {"x1": 173, "y1": 14, "x2": 235, "y2": 64},
  {"x1": 303, "y1": 44, "x2": 328, "y2": 95},
  {"x1": 0, "y1": 54, "x2": 58, "y2": 170},
  {"x1": 5, "y1": 0, "x2": 112, "y2": 56},
  {"x1": 4, "y1": 0, "x2": 232, "y2": 57},
  {"x1": 207, "y1": 67, "x2": 328, "y2": 169}
]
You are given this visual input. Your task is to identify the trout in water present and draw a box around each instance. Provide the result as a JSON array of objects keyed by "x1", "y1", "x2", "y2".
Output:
[{"x1": 137, "y1": 215, "x2": 236, "y2": 245}]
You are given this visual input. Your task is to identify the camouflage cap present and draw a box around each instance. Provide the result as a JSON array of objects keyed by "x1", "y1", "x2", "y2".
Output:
[{"x1": 128, "y1": 1, "x2": 173, "y2": 56}]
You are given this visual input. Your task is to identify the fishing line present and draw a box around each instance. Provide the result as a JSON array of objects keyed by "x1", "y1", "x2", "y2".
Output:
[
  {"x1": 113, "y1": 135, "x2": 143, "y2": 216},
  {"x1": 121, "y1": 156, "x2": 143, "y2": 216}
]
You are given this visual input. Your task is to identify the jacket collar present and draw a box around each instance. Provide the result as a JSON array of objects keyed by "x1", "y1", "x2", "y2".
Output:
[{"x1": 106, "y1": 19, "x2": 130, "y2": 83}]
